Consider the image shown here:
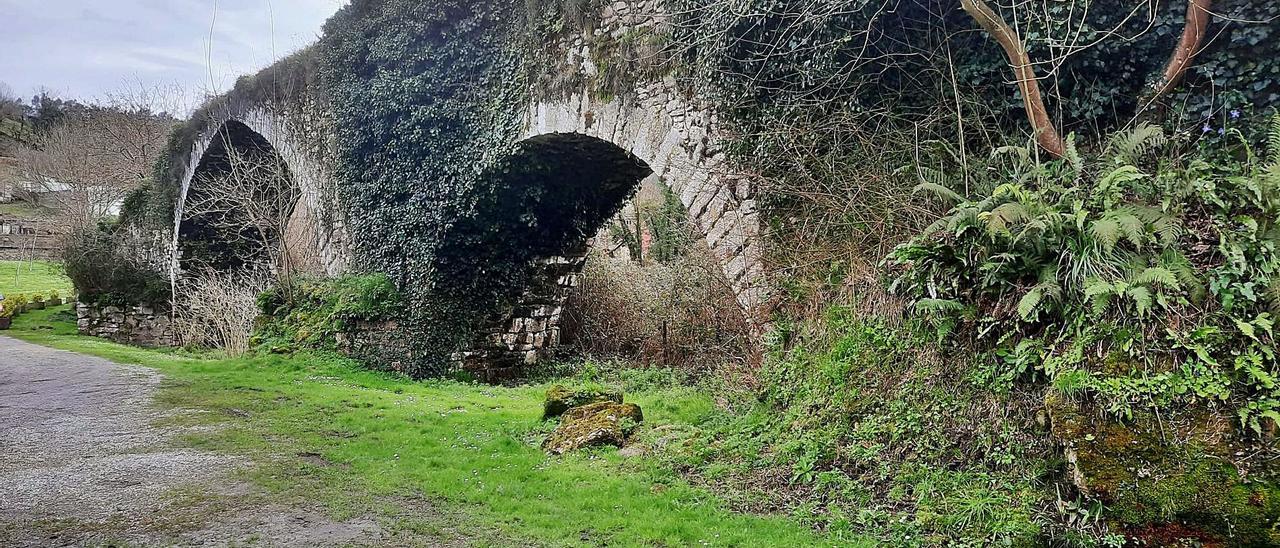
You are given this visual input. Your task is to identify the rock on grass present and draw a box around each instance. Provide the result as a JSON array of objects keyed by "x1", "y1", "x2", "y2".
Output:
[
  {"x1": 543, "y1": 401, "x2": 644, "y2": 455},
  {"x1": 543, "y1": 384, "x2": 622, "y2": 420}
]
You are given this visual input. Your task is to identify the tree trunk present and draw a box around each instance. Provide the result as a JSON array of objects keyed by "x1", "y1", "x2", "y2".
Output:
[
  {"x1": 961, "y1": 0, "x2": 1066, "y2": 159},
  {"x1": 1150, "y1": 0, "x2": 1214, "y2": 102}
]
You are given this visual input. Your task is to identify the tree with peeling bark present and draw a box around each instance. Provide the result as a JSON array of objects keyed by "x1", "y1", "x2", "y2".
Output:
[
  {"x1": 960, "y1": 0, "x2": 1066, "y2": 159},
  {"x1": 1149, "y1": 0, "x2": 1215, "y2": 105}
]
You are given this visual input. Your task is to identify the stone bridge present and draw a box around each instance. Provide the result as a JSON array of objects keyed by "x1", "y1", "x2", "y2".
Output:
[{"x1": 166, "y1": 1, "x2": 765, "y2": 374}]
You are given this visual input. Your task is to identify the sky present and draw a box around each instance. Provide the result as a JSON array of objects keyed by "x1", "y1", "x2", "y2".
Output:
[{"x1": 0, "y1": 0, "x2": 346, "y2": 112}]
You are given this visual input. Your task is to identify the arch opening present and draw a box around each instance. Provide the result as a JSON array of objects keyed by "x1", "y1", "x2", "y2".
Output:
[
  {"x1": 177, "y1": 120, "x2": 301, "y2": 276},
  {"x1": 444, "y1": 132, "x2": 654, "y2": 376}
]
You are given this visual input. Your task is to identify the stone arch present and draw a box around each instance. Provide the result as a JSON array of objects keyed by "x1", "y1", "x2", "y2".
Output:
[
  {"x1": 451, "y1": 131, "x2": 655, "y2": 377},
  {"x1": 175, "y1": 119, "x2": 298, "y2": 272},
  {"x1": 525, "y1": 88, "x2": 767, "y2": 327},
  {"x1": 171, "y1": 108, "x2": 347, "y2": 282}
]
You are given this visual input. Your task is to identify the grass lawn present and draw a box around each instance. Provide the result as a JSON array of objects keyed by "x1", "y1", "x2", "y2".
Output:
[
  {"x1": 4, "y1": 306, "x2": 854, "y2": 547},
  {"x1": 0, "y1": 260, "x2": 73, "y2": 298}
]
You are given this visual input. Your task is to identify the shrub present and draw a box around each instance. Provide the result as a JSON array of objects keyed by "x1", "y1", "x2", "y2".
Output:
[
  {"x1": 0, "y1": 300, "x2": 17, "y2": 318},
  {"x1": 174, "y1": 269, "x2": 273, "y2": 355},
  {"x1": 62, "y1": 222, "x2": 171, "y2": 306},
  {"x1": 562, "y1": 247, "x2": 752, "y2": 373},
  {"x1": 253, "y1": 273, "x2": 404, "y2": 352},
  {"x1": 890, "y1": 118, "x2": 1280, "y2": 434}
]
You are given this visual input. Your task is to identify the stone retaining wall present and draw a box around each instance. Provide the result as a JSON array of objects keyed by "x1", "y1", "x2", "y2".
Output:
[{"x1": 76, "y1": 302, "x2": 176, "y2": 347}]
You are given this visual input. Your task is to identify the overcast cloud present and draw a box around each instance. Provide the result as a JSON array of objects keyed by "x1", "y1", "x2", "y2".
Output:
[{"x1": 0, "y1": 0, "x2": 345, "y2": 111}]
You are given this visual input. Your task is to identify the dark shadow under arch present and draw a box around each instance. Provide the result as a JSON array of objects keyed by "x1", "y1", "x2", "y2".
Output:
[
  {"x1": 177, "y1": 120, "x2": 299, "y2": 273},
  {"x1": 434, "y1": 132, "x2": 655, "y2": 376}
]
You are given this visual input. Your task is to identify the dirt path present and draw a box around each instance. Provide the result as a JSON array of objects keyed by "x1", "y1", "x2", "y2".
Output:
[{"x1": 0, "y1": 335, "x2": 415, "y2": 547}]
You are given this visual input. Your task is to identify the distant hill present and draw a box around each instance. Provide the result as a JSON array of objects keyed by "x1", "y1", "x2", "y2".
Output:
[{"x1": 0, "y1": 114, "x2": 32, "y2": 155}]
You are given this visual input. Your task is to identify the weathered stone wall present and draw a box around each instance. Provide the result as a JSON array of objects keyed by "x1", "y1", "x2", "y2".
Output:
[
  {"x1": 339, "y1": 250, "x2": 586, "y2": 383},
  {"x1": 76, "y1": 302, "x2": 176, "y2": 347},
  {"x1": 459, "y1": 248, "x2": 588, "y2": 380},
  {"x1": 335, "y1": 318, "x2": 418, "y2": 376}
]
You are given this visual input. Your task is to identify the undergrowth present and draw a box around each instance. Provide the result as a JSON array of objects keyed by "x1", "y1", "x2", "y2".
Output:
[
  {"x1": 252, "y1": 273, "x2": 403, "y2": 352},
  {"x1": 891, "y1": 118, "x2": 1280, "y2": 436},
  {"x1": 663, "y1": 308, "x2": 1066, "y2": 546}
]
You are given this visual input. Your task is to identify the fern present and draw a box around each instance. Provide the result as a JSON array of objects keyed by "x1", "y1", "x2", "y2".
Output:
[
  {"x1": 1128, "y1": 286, "x2": 1153, "y2": 317},
  {"x1": 1108, "y1": 123, "x2": 1167, "y2": 166},
  {"x1": 1096, "y1": 165, "x2": 1147, "y2": 208},
  {"x1": 1084, "y1": 278, "x2": 1115, "y2": 315},
  {"x1": 1114, "y1": 210, "x2": 1146, "y2": 248},
  {"x1": 1065, "y1": 133, "x2": 1084, "y2": 176},
  {"x1": 983, "y1": 202, "x2": 1029, "y2": 235},
  {"x1": 914, "y1": 181, "x2": 964, "y2": 203},
  {"x1": 1090, "y1": 218, "x2": 1122, "y2": 252},
  {"x1": 1133, "y1": 267, "x2": 1180, "y2": 289},
  {"x1": 1268, "y1": 114, "x2": 1280, "y2": 166},
  {"x1": 915, "y1": 298, "x2": 965, "y2": 314}
]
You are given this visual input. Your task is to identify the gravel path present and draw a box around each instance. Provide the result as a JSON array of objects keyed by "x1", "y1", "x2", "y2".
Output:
[{"x1": 0, "y1": 336, "x2": 393, "y2": 547}]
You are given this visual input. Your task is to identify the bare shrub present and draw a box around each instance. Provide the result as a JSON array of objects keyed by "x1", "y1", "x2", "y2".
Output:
[
  {"x1": 173, "y1": 269, "x2": 272, "y2": 355},
  {"x1": 563, "y1": 246, "x2": 753, "y2": 373}
]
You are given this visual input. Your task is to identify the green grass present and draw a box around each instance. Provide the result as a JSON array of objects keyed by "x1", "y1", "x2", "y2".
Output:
[
  {"x1": 4, "y1": 306, "x2": 852, "y2": 547},
  {"x1": 0, "y1": 260, "x2": 73, "y2": 298},
  {"x1": 0, "y1": 201, "x2": 53, "y2": 219}
]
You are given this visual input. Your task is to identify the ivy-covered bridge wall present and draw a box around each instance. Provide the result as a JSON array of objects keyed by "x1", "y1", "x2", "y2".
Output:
[{"x1": 151, "y1": 0, "x2": 764, "y2": 377}]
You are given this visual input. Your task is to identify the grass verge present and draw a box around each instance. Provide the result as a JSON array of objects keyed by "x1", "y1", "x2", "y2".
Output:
[{"x1": 4, "y1": 306, "x2": 850, "y2": 547}]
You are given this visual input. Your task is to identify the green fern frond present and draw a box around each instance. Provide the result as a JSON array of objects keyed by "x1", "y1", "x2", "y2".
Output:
[
  {"x1": 914, "y1": 181, "x2": 964, "y2": 203},
  {"x1": 1130, "y1": 205, "x2": 1182, "y2": 246},
  {"x1": 915, "y1": 298, "x2": 965, "y2": 314},
  {"x1": 1266, "y1": 277, "x2": 1280, "y2": 313},
  {"x1": 1084, "y1": 278, "x2": 1115, "y2": 315},
  {"x1": 1268, "y1": 114, "x2": 1280, "y2": 166},
  {"x1": 1017, "y1": 287, "x2": 1044, "y2": 321},
  {"x1": 1065, "y1": 133, "x2": 1084, "y2": 176},
  {"x1": 1134, "y1": 267, "x2": 1180, "y2": 289},
  {"x1": 1128, "y1": 286, "x2": 1153, "y2": 316},
  {"x1": 984, "y1": 202, "x2": 1029, "y2": 235},
  {"x1": 1108, "y1": 123, "x2": 1167, "y2": 165},
  {"x1": 1115, "y1": 211, "x2": 1146, "y2": 248},
  {"x1": 1090, "y1": 218, "x2": 1122, "y2": 252}
]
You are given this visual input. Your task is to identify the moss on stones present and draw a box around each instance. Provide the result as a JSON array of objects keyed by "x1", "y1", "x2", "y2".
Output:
[
  {"x1": 543, "y1": 401, "x2": 644, "y2": 455},
  {"x1": 543, "y1": 384, "x2": 622, "y2": 419},
  {"x1": 1046, "y1": 392, "x2": 1280, "y2": 546}
]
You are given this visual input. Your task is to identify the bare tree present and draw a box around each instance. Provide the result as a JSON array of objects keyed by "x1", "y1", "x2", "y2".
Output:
[
  {"x1": 180, "y1": 137, "x2": 302, "y2": 280},
  {"x1": 15, "y1": 86, "x2": 178, "y2": 228}
]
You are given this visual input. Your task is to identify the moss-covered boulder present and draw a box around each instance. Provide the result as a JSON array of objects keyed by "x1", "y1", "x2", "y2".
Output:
[
  {"x1": 543, "y1": 384, "x2": 622, "y2": 420},
  {"x1": 543, "y1": 401, "x2": 644, "y2": 455},
  {"x1": 1046, "y1": 392, "x2": 1280, "y2": 546}
]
